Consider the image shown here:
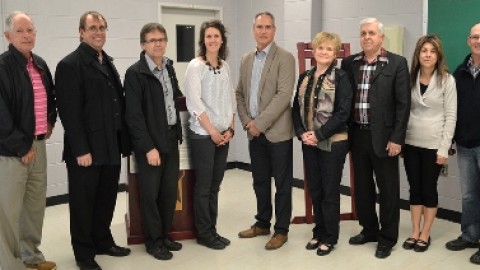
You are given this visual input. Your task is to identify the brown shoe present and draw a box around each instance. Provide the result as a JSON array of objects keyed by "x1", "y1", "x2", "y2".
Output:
[
  {"x1": 265, "y1": 234, "x2": 288, "y2": 250},
  {"x1": 25, "y1": 261, "x2": 57, "y2": 270},
  {"x1": 238, "y1": 225, "x2": 270, "y2": 238}
]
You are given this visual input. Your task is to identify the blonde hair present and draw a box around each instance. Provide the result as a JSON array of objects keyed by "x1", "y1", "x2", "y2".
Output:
[{"x1": 311, "y1": 32, "x2": 341, "y2": 54}]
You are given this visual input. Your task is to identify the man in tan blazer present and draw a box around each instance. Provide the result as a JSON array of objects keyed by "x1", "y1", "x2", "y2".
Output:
[{"x1": 236, "y1": 11, "x2": 295, "y2": 250}]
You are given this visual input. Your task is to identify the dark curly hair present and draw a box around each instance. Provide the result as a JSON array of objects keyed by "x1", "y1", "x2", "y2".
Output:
[{"x1": 198, "y1": 19, "x2": 228, "y2": 60}]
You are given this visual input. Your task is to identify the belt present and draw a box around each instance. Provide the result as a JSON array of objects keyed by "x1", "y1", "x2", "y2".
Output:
[
  {"x1": 352, "y1": 123, "x2": 370, "y2": 130},
  {"x1": 34, "y1": 134, "x2": 46, "y2": 140}
]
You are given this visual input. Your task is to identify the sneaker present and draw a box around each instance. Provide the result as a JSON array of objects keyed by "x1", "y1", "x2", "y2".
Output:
[
  {"x1": 446, "y1": 236, "x2": 479, "y2": 251},
  {"x1": 24, "y1": 261, "x2": 57, "y2": 270}
]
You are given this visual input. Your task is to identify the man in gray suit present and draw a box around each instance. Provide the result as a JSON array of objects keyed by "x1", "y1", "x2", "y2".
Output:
[{"x1": 236, "y1": 11, "x2": 295, "y2": 250}]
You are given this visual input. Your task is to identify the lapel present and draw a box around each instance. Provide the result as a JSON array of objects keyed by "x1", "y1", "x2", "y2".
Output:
[
  {"x1": 258, "y1": 42, "x2": 277, "y2": 98},
  {"x1": 245, "y1": 51, "x2": 255, "y2": 102},
  {"x1": 371, "y1": 58, "x2": 388, "y2": 83},
  {"x1": 414, "y1": 70, "x2": 438, "y2": 107}
]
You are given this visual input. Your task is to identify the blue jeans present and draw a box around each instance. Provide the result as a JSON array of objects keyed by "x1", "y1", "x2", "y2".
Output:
[{"x1": 457, "y1": 144, "x2": 480, "y2": 242}]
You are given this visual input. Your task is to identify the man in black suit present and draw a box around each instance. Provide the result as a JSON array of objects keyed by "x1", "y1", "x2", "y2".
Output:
[
  {"x1": 341, "y1": 17, "x2": 410, "y2": 259},
  {"x1": 55, "y1": 11, "x2": 132, "y2": 270}
]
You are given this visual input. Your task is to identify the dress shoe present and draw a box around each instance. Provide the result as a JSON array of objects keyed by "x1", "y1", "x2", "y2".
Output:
[
  {"x1": 375, "y1": 245, "x2": 392, "y2": 259},
  {"x1": 305, "y1": 238, "x2": 320, "y2": 250},
  {"x1": 414, "y1": 237, "x2": 431, "y2": 252},
  {"x1": 446, "y1": 236, "x2": 480, "y2": 251},
  {"x1": 349, "y1": 233, "x2": 377, "y2": 245},
  {"x1": 238, "y1": 225, "x2": 270, "y2": 238},
  {"x1": 470, "y1": 250, "x2": 480, "y2": 265},
  {"x1": 76, "y1": 259, "x2": 102, "y2": 270},
  {"x1": 147, "y1": 246, "x2": 173, "y2": 260},
  {"x1": 163, "y1": 238, "x2": 182, "y2": 251},
  {"x1": 316, "y1": 243, "x2": 334, "y2": 256},
  {"x1": 402, "y1": 237, "x2": 417, "y2": 250},
  {"x1": 265, "y1": 234, "x2": 288, "y2": 250},
  {"x1": 215, "y1": 233, "x2": 231, "y2": 246},
  {"x1": 97, "y1": 245, "x2": 131, "y2": 257},
  {"x1": 24, "y1": 260, "x2": 57, "y2": 270},
  {"x1": 197, "y1": 237, "x2": 226, "y2": 250}
]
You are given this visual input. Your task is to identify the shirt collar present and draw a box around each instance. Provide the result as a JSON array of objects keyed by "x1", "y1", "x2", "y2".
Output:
[
  {"x1": 144, "y1": 53, "x2": 167, "y2": 72},
  {"x1": 354, "y1": 48, "x2": 389, "y2": 64},
  {"x1": 256, "y1": 42, "x2": 273, "y2": 56}
]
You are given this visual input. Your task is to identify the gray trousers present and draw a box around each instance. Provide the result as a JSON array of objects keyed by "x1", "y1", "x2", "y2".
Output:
[{"x1": 0, "y1": 140, "x2": 47, "y2": 270}]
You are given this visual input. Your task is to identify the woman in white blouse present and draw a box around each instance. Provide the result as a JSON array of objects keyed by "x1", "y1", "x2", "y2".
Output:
[
  {"x1": 402, "y1": 34, "x2": 457, "y2": 252},
  {"x1": 184, "y1": 20, "x2": 235, "y2": 250}
]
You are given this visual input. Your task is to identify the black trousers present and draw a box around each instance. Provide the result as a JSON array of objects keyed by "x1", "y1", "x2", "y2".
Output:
[
  {"x1": 249, "y1": 135, "x2": 293, "y2": 235},
  {"x1": 66, "y1": 161, "x2": 120, "y2": 262},
  {"x1": 303, "y1": 140, "x2": 349, "y2": 245},
  {"x1": 190, "y1": 136, "x2": 229, "y2": 240},
  {"x1": 350, "y1": 127, "x2": 400, "y2": 247},
  {"x1": 135, "y1": 129, "x2": 179, "y2": 250},
  {"x1": 403, "y1": 144, "x2": 442, "y2": 207}
]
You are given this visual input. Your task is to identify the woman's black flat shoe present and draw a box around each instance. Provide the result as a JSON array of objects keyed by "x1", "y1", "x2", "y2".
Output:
[
  {"x1": 414, "y1": 237, "x2": 431, "y2": 252},
  {"x1": 316, "y1": 243, "x2": 334, "y2": 256},
  {"x1": 306, "y1": 239, "x2": 319, "y2": 250},
  {"x1": 402, "y1": 237, "x2": 417, "y2": 250}
]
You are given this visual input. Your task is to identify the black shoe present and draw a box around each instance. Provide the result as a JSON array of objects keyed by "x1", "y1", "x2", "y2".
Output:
[
  {"x1": 316, "y1": 243, "x2": 334, "y2": 256},
  {"x1": 414, "y1": 237, "x2": 431, "y2": 252},
  {"x1": 375, "y1": 245, "x2": 392, "y2": 259},
  {"x1": 76, "y1": 259, "x2": 102, "y2": 270},
  {"x1": 147, "y1": 246, "x2": 173, "y2": 260},
  {"x1": 349, "y1": 233, "x2": 377, "y2": 245},
  {"x1": 97, "y1": 245, "x2": 131, "y2": 257},
  {"x1": 215, "y1": 233, "x2": 231, "y2": 246},
  {"x1": 446, "y1": 236, "x2": 479, "y2": 251},
  {"x1": 305, "y1": 238, "x2": 320, "y2": 250},
  {"x1": 470, "y1": 250, "x2": 480, "y2": 264},
  {"x1": 197, "y1": 237, "x2": 226, "y2": 250},
  {"x1": 402, "y1": 237, "x2": 417, "y2": 250},
  {"x1": 163, "y1": 239, "x2": 182, "y2": 251}
]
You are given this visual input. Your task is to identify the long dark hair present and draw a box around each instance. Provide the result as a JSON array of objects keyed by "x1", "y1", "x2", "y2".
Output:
[
  {"x1": 198, "y1": 19, "x2": 228, "y2": 60},
  {"x1": 410, "y1": 34, "x2": 448, "y2": 88}
]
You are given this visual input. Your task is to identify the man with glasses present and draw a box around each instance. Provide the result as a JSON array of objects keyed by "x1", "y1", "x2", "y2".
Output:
[
  {"x1": 55, "y1": 11, "x2": 132, "y2": 270},
  {"x1": 0, "y1": 11, "x2": 57, "y2": 270},
  {"x1": 236, "y1": 11, "x2": 295, "y2": 250},
  {"x1": 445, "y1": 23, "x2": 480, "y2": 265},
  {"x1": 124, "y1": 23, "x2": 183, "y2": 261}
]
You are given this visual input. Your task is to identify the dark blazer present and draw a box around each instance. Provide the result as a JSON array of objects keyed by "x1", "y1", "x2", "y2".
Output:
[
  {"x1": 124, "y1": 52, "x2": 183, "y2": 154},
  {"x1": 341, "y1": 51, "x2": 410, "y2": 157},
  {"x1": 0, "y1": 44, "x2": 56, "y2": 157},
  {"x1": 55, "y1": 42, "x2": 131, "y2": 165},
  {"x1": 292, "y1": 66, "x2": 352, "y2": 141}
]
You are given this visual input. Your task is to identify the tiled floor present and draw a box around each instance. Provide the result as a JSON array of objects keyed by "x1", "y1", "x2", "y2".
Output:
[{"x1": 40, "y1": 169, "x2": 478, "y2": 269}]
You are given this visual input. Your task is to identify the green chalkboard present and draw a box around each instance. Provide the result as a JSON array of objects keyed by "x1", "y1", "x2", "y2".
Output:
[{"x1": 428, "y1": 0, "x2": 480, "y2": 71}]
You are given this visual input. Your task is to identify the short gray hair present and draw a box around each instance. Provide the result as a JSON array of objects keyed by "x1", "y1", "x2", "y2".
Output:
[
  {"x1": 253, "y1": 11, "x2": 276, "y2": 27},
  {"x1": 359, "y1": 17, "x2": 384, "y2": 35},
  {"x1": 5, "y1": 11, "x2": 33, "y2": 31}
]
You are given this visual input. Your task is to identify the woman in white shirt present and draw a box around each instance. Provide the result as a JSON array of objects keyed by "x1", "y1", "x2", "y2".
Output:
[
  {"x1": 402, "y1": 34, "x2": 457, "y2": 252},
  {"x1": 184, "y1": 20, "x2": 235, "y2": 250}
]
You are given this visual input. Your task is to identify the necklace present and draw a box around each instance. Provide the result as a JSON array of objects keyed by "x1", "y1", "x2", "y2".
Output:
[{"x1": 203, "y1": 55, "x2": 222, "y2": 74}]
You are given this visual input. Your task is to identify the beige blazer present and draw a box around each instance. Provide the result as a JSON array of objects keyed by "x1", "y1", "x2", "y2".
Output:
[{"x1": 235, "y1": 42, "x2": 296, "y2": 142}]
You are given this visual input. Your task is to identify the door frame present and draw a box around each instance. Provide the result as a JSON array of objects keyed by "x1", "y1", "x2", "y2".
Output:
[{"x1": 159, "y1": 3, "x2": 223, "y2": 23}]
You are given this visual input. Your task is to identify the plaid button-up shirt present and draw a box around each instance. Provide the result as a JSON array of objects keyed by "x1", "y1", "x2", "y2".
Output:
[{"x1": 353, "y1": 48, "x2": 389, "y2": 124}]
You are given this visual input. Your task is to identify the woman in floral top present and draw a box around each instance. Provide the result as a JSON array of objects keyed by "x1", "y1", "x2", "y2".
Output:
[{"x1": 292, "y1": 32, "x2": 352, "y2": 256}]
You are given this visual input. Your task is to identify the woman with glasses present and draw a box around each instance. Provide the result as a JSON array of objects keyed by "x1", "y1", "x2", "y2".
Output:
[
  {"x1": 184, "y1": 20, "x2": 235, "y2": 250},
  {"x1": 402, "y1": 34, "x2": 457, "y2": 252}
]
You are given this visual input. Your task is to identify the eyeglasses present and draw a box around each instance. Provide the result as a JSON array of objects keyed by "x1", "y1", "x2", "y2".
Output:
[
  {"x1": 85, "y1": 26, "x2": 108, "y2": 33},
  {"x1": 469, "y1": 35, "x2": 480, "y2": 41},
  {"x1": 144, "y1": 38, "x2": 167, "y2": 44},
  {"x1": 255, "y1": 25, "x2": 275, "y2": 31}
]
